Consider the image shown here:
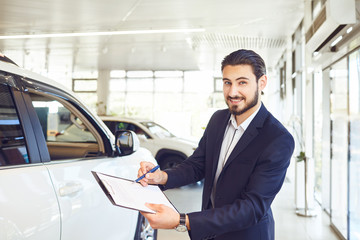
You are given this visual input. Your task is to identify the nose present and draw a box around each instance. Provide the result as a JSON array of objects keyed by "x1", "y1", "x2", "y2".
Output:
[{"x1": 229, "y1": 84, "x2": 238, "y2": 97}]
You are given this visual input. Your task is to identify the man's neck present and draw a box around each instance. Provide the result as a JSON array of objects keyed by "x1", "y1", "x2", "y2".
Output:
[{"x1": 235, "y1": 102, "x2": 261, "y2": 126}]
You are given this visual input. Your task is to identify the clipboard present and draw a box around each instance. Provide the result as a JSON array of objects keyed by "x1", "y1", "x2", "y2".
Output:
[{"x1": 92, "y1": 171, "x2": 178, "y2": 213}]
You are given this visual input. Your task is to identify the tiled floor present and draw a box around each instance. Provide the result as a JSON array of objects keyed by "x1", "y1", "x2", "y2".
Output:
[{"x1": 158, "y1": 180, "x2": 340, "y2": 240}]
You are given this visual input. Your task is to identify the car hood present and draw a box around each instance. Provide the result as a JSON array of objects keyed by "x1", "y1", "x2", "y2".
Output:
[{"x1": 163, "y1": 136, "x2": 198, "y2": 148}]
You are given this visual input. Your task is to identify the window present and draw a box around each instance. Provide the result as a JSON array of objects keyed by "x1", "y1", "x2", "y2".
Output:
[
  {"x1": 0, "y1": 84, "x2": 29, "y2": 165},
  {"x1": 330, "y1": 58, "x2": 348, "y2": 238},
  {"x1": 104, "y1": 121, "x2": 149, "y2": 139},
  {"x1": 280, "y1": 64, "x2": 286, "y2": 99},
  {"x1": 29, "y1": 92, "x2": 102, "y2": 160},
  {"x1": 313, "y1": 71, "x2": 323, "y2": 203},
  {"x1": 107, "y1": 70, "x2": 218, "y2": 139},
  {"x1": 141, "y1": 121, "x2": 174, "y2": 138},
  {"x1": 214, "y1": 78, "x2": 223, "y2": 93},
  {"x1": 312, "y1": 0, "x2": 326, "y2": 20},
  {"x1": 72, "y1": 78, "x2": 97, "y2": 93},
  {"x1": 155, "y1": 78, "x2": 183, "y2": 93},
  {"x1": 72, "y1": 73, "x2": 98, "y2": 112},
  {"x1": 127, "y1": 78, "x2": 154, "y2": 92},
  {"x1": 349, "y1": 49, "x2": 360, "y2": 239}
]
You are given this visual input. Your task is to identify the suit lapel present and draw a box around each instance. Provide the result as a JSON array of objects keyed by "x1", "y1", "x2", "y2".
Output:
[
  {"x1": 211, "y1": 111, "x2": 231, "y2": 178},
  {"x1": 222, "y1": 104, "x2": 268, "y2": 170}
]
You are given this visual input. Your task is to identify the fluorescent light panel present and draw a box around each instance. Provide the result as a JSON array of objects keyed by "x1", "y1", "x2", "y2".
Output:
[
  {"x1": 330, "y1": 35, "x2": 343, "y2": 47},
  {"x1": 0, "y1": 28, "x2": 205, "y2": 40}
]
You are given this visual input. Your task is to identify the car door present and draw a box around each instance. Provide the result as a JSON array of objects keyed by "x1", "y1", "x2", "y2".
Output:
[
  {"x1": 0, "y1": 73, "x2": 61, "y2": 240},
  {"x1": 22, "y1": 79, "x2": 154, "y2": 240}
]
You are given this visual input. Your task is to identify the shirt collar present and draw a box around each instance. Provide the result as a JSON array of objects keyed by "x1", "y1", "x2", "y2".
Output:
[{"x1": 229, "y1": 103, "x2": 261, "y2": 131}]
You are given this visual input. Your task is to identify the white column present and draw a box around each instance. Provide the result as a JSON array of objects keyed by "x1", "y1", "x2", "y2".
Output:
[{"x1": 97, "y1": 70, "x2": 110, "y2": 116}]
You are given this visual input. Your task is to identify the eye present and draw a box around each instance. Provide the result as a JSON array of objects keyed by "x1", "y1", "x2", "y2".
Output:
[
  {"x1": 239, "y1": 81, "x2": 247, "y2": 85},
  {"x1": 223, "y1": 81, "x2": 231, "y2": 85}
]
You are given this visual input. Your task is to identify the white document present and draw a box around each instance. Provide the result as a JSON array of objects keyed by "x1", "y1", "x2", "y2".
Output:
[{"x1": 92, "y1": 171, "x2": 177, "y2": 213}]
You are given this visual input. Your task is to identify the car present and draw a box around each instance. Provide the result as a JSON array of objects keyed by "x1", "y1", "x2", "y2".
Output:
[
  {"x1": 100, "y1": 116, "x2": 198, "y2": 169},
  {"x1": 0, "y1": 54, "x2": 158, "y2": 240}
]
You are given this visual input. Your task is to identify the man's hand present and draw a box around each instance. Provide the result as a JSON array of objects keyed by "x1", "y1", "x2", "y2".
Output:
[
  {"x1": 141, "y1": 203, "x2": 179, "y2": 229},
  {"x1": 137, "y1": 161, "x2": 168, "y2": 187}
]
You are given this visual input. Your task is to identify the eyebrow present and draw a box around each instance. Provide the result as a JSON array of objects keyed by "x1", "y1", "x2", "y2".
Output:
[{"x1": 222, "y1": 77, "x2": 249, "y2": 81}]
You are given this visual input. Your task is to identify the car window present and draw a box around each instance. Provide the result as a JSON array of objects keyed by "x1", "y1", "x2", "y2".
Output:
[
  {"x1": 103, "y1": 120, "x2": 118, "y2": 134},
  {"x1": 0, "y1": 84, "x2": 29, "y2": 165},
  {"x1": 104, "y1": 121, "x2": 150, "y2": 139},
  {"x1": 30, "y1": 94, "x2": 96, "y2": 143},
  {"x1": 29, "y1": 92, "x2": 103, "y2": 160},
  {"x1": 141, "y1": 121, "x2": 174, "y2": 138}
]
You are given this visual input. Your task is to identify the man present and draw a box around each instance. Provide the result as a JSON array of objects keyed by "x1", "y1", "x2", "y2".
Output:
[{"x1": 138, "y1": 49, "x2": 294, "y2": 240}]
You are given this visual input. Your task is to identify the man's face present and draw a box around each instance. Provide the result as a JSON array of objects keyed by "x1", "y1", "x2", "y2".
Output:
[{"x1": 222, "y1": 64, "x2": 265, "y2": 116}]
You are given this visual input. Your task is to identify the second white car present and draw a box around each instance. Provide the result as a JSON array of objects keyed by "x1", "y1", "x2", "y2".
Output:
[{"x1": 101, "y1": 116, "x2": 198, "y2": 169}]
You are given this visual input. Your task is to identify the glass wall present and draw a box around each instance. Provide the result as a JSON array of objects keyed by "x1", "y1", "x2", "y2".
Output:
[
  {"x1": 313, "y1": 47, "x2": 360, "y2": 240},
  {"x1": 313, "y1": 71, "x2": 323, "y2": 203},
  {"x1": 72, "y1": 71, "x2": 99, "y2": 111},
  {"x1": 349, "y1": 49, "x2": 360, "y2": 240},
  {"x1": 322, "y1": 69, "x2": 331, "y2": 214},
  {"x1": 330, "y1": 58, "x2": 349, "y2": 238},
  {"x1": 107, "y1": 70, "x2": 222, "y2": 139}
]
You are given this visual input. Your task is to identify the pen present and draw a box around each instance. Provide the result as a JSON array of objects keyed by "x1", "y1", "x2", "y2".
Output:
[{"x1": 135, "y1": 165, "x2": 160, "y2": 183}]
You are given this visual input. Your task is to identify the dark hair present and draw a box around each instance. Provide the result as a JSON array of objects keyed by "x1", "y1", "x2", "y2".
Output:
[{"x1": 221, "y1": 49, "x2": 266, "y2": 80}]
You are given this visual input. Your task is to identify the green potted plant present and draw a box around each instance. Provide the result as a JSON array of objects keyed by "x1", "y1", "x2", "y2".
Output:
[{"x1": 296, "y1": 151, "x2": 306, "y2": 162}]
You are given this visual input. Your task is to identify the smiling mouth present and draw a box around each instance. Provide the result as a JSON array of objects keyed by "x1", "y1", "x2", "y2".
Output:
[{"x1": 228, "y1": 97, "x2": 244, "y2": 104}]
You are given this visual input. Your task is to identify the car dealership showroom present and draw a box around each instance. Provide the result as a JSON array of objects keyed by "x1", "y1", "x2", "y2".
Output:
[{"x1": 1, "y1": 0, "x2": 360, "y2": 240}]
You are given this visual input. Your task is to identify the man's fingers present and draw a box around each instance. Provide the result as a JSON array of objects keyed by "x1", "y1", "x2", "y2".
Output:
[
  {"x1": 139, "y1": 163, "x2": 148, "y2": 176},
  {"x1": 145, "y1": 203, "x2": 163, "y2": 212},
  {"x1": 140, "y1": 161, "x2": 155, "y2": 173},
  {"x1": 145, "y1": 172, "x2": 155, "y2": 180},
  {"x1": 138, "y1": 161, "x2": 162, "y2": 186},
  {"x1": 139, "y1": 178, "x2": 149, "y2": 187},
  {"x1": 145, "y1": 202, "x2": 156, "y2": 210},
  {"x1": 141, "y1": 203, "x2": 179, "y2": 229},
  {"x1": 140, "y1": 210, "x2": 152, "y2": 218}
]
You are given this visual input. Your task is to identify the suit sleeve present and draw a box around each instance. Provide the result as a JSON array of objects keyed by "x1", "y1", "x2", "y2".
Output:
[{"x1": 187, "y1": 132, "x2": 294, "y2": 240}]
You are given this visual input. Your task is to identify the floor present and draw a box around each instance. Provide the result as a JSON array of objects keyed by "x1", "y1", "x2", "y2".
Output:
[{"x1": 158, "y1": 179, "x2": 340, "y2": 240}]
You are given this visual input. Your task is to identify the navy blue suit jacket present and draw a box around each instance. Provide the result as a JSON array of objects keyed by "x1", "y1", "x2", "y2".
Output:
[{"x1": 163, "y1": 104, "x2": 294, "y2": 240}]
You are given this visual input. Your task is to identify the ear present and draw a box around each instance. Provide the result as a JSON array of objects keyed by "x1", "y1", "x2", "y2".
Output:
[{"x1": 258, "y1": 75, "x2": 267, "y2": 91}]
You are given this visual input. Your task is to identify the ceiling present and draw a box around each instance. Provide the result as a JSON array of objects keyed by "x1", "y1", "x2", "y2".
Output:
[{"x1": 0, "y1": 0, "x2": 304, "y2": 72}]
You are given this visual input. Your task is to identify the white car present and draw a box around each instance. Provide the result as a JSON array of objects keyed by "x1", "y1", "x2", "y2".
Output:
[
  {"x1": 0, "y1": 54, "x2": 157, "y2": 240},
  {"x1": 100, "y1": 116, "x2": 198, "y2": 169}
]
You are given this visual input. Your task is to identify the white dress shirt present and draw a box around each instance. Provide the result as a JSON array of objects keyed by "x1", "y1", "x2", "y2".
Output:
[{"x1": 211, "y1": 105, "x2": 261, "y2": 205}]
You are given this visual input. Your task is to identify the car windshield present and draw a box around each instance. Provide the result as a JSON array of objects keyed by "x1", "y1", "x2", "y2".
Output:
[{"x1": 140, "y1": 121, "x2": 175, "y2": 138}]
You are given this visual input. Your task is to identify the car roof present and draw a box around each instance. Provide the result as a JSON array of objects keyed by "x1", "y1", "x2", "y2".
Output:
[{"x1": 0, "y1": 53, "x2": 18, "y2": 66}]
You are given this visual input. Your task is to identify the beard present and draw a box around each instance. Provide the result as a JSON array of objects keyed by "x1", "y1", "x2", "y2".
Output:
[{"x1": 226, "y1": 86, "x2": 259, "y2": 116}]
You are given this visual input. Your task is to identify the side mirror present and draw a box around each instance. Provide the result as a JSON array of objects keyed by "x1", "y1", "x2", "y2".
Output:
[{"x1": 114, "y1": 130, "x2": 140, "y2": 156}]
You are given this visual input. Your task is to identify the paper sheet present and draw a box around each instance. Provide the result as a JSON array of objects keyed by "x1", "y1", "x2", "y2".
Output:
[{"x1": 93, "y1": 171, "x2": 177, "y2": 213}]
